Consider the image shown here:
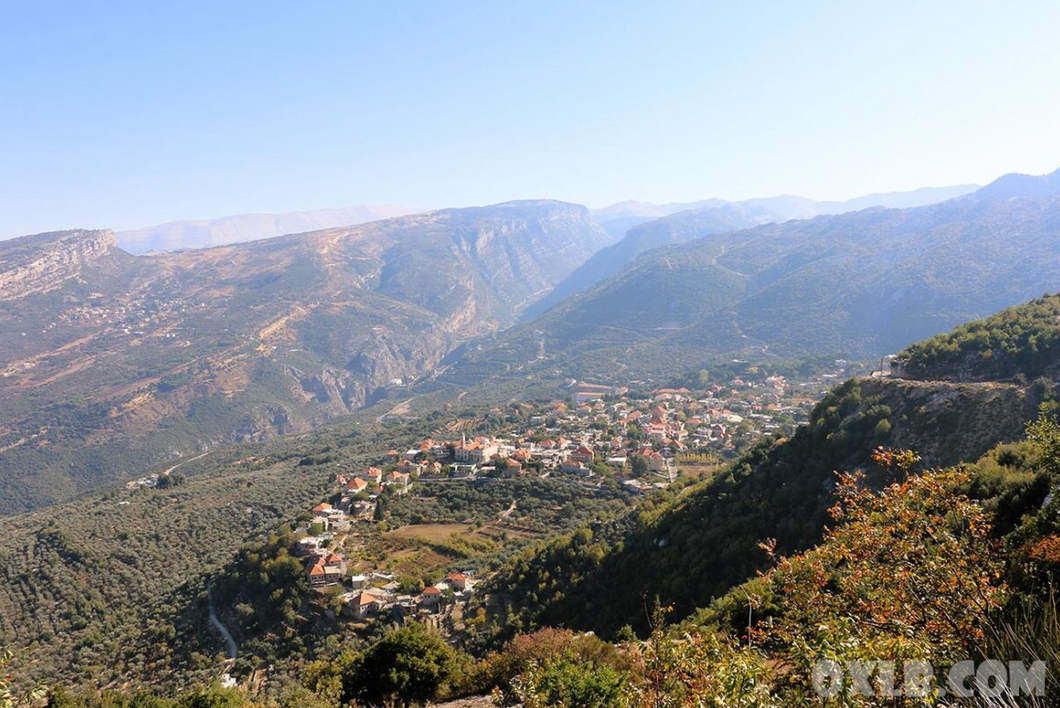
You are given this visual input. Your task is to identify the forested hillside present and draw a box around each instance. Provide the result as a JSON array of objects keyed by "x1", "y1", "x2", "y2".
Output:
[
  {"x1": 0, "y1": 401, "x2": 465, "y2": 690},
  {"x1": 897, "y1": 292, "x2": 1060, "y2": 382},
  {"x1": 487, "y1": 375, "x2": 1042, "y2": 637},
  {"x1": 20, "y1": 360, "x2": 1060, "y2": 708}
]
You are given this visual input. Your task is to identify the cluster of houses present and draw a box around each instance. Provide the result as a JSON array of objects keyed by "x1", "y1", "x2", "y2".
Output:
[
  {"x1": 287, "y1": 368, "x2": 850, "y2": 627},
  {"x1": 334, "y1": 465, "x2": 411, "y2": 512},
  {"x1": 343, "y1": 570, "x2": 476, "y2": 620},
  {"x1": 297, "y1": 493, "x2": 477, "y2": 622},
  {"x1": 370, "y1": 379, "x2": 810, "y2": 491}
]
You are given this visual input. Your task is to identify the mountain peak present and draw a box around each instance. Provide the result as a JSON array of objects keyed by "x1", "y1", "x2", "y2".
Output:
[{"x1": 975, "y1": 166, "x2": 1060, "y2": 200}]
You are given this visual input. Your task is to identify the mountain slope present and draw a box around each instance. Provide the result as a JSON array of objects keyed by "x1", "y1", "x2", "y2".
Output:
[
  {"x1": 526, "y1": 201, "x2": 795, "y2": 319},
  {"x1": 533, "y1": 184, "x2": 978, "y2": 316},
  {"x1": 0, "y1": 201, "x2": 611, "y2": 514},
  {"x1": 115, "y1": 205, "x2": 419, "y2": 253},
  {"x1": 974, "y1": 165, "x2": 1060, "y2": 200},
  {"x1": 588, "y1": 199, "x2": 728, "y2": 242},
  {"x1": 455, "y1": 181, "x2": 1060, "y2": 384},
  {"x1": 896, "y1": 293, "x2": 1060, "y2": 382},
  {"x1": 0, "y1": 396, "x2": 436, "y2": 691}
]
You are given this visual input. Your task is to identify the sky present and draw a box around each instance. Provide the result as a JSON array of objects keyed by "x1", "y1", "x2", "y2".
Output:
[{"x1": 2, "y1": 1, "x2": 1060, "y2": 238}]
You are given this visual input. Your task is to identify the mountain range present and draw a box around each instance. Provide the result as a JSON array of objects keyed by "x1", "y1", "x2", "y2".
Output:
[
  {"x1": 449, "y1": 171, "x2": 1060, "y2": 385},
  {"x1": 0, "y1": 201, "x2": 611, "y2": 513},
  {"x1": 4, "y1": 169, "x2": 1060, "y2": 701},
  {"x1": 535, "y1": 184, "x2": 978, "y2": 317},
  {"x1": 3, "y1": 255, "x2": 1055, "y2": 697}
]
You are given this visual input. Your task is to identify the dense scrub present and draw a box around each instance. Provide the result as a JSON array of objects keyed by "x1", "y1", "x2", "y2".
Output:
[{"x1": 898, "y1": 293, "x2": 1060, "y2": 382}]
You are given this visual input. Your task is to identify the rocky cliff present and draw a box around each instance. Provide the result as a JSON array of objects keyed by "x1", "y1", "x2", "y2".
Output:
[{"x1": 0, "y1": 230, "x2": 124, "y2": 302}]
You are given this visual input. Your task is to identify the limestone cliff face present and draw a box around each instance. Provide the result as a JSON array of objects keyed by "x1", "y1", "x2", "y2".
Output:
[
  {"x1": 0, "y1": 230, "x2": 120, "y2": 301},
  {"x1": 858, "y1": 377, "x2": 1035, "y2": 468}
]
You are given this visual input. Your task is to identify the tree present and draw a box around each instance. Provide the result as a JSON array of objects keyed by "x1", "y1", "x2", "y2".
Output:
[
  {"x1": 1027, "y1": 403, "x2": 1060, "y2": 480},
  {"x1": 374, "y1": 494, "x2": 389, "y2": 521},
  {"x1": 176, "y1": 686, "x2": 248, "y2": 708},
  {"x1": 509, "y1": 658, "x2": 627, "y2": 708},
  {"x1": 762, "y1": 456, "x2": 1007, "y2": 702},
  {"x1": 342, "y1": 623, "x2": 463, "y2": 707},
  {"x1": 631, "y1": 622, "x2": 776, "y2": 708}
]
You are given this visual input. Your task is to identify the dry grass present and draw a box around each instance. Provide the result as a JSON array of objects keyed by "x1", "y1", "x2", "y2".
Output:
[{"x1": 386, "y1": 523, "x2": 472, "y2": 542}]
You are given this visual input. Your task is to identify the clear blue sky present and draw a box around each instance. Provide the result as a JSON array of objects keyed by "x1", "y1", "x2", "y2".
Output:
[{"x1": 3, "y1": 1, "x2": 1060, "y2": 238}]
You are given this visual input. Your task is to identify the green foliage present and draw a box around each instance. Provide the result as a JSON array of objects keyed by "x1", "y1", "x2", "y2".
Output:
[
  {"x1": 631, "y1": 624, "x2": 777, "y2": 708},
  {"x1": 899, "y1": 293, "x2": 1060, "y2": 382},
  {"x1": 390, "y1": 478, "x2": 629, "y2": 537},
  {"x1": 212, "y1": 529, "x2": 307, "y2": 650},
  {"x1": 341, "y1": 623, "x2": 463, "y2": 707},
  {"x1": 507, "y1": 657, "x2": 627, "y2": 708},
  {"x1": 42, "y1": 684, "x2": 251, "y2": 708},
  {"x1": 1026, "y1": 402, "x2": 1060, "y2": 479},
  {"x1": 461, "y1": 628, "x2": 629, "y2": 702},
  {"x1": 176, "y1": 686, "x2": 249, "y2": 708}
]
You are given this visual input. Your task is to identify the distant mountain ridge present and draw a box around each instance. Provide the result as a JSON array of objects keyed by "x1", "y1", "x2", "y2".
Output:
[
  {"x1": 974, "y1": 165, "x2": 1060, "y2": 200},
  {"x1": 116, "y1": 205, "x2": 420, "y2": 253},
  {"x1": 534, "y1": 184, "x2": 977, "y2": 316},
  {"x1": 450, "y1": 171, "x2": 1060, "y2": 384}
]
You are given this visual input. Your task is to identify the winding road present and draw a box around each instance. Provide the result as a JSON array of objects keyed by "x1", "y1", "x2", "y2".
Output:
[{"x1": 207, "y1": 579, "x2": 238, "y2": 660}]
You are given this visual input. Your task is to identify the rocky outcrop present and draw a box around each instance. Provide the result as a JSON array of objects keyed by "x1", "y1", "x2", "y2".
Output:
[
  {"x1": 0, "y1": 230, "x2": 119, "y2": 302},
  {"x1": 859, "y1": 377, "x2": 1035, "y2": 468}
]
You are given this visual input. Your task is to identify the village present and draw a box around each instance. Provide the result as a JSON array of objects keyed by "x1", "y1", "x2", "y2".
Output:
[{"x1": 289, "y1": 363, "x2": 855, "y2": 629}]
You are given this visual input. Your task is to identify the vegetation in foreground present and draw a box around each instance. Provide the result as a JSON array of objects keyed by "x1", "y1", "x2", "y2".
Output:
[{"x1": 13, "y1": 405, "x2": 1060, "y2": 707}]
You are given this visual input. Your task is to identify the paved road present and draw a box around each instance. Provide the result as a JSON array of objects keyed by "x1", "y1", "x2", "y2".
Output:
[{"x1": 207, "y1": 579, "x2": 238, "y2": 660}]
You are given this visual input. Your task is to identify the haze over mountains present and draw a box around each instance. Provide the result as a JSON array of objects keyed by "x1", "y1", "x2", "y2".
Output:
[
  {"x1": 537, "y1": 183, "x2": 978, "y2": 316},
  {"x1": 115, "y1": 204, "x2": 420, "y2": 253},
  {"x1": 102, "y1": 184, "x2": 975, "y2": 257}
]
